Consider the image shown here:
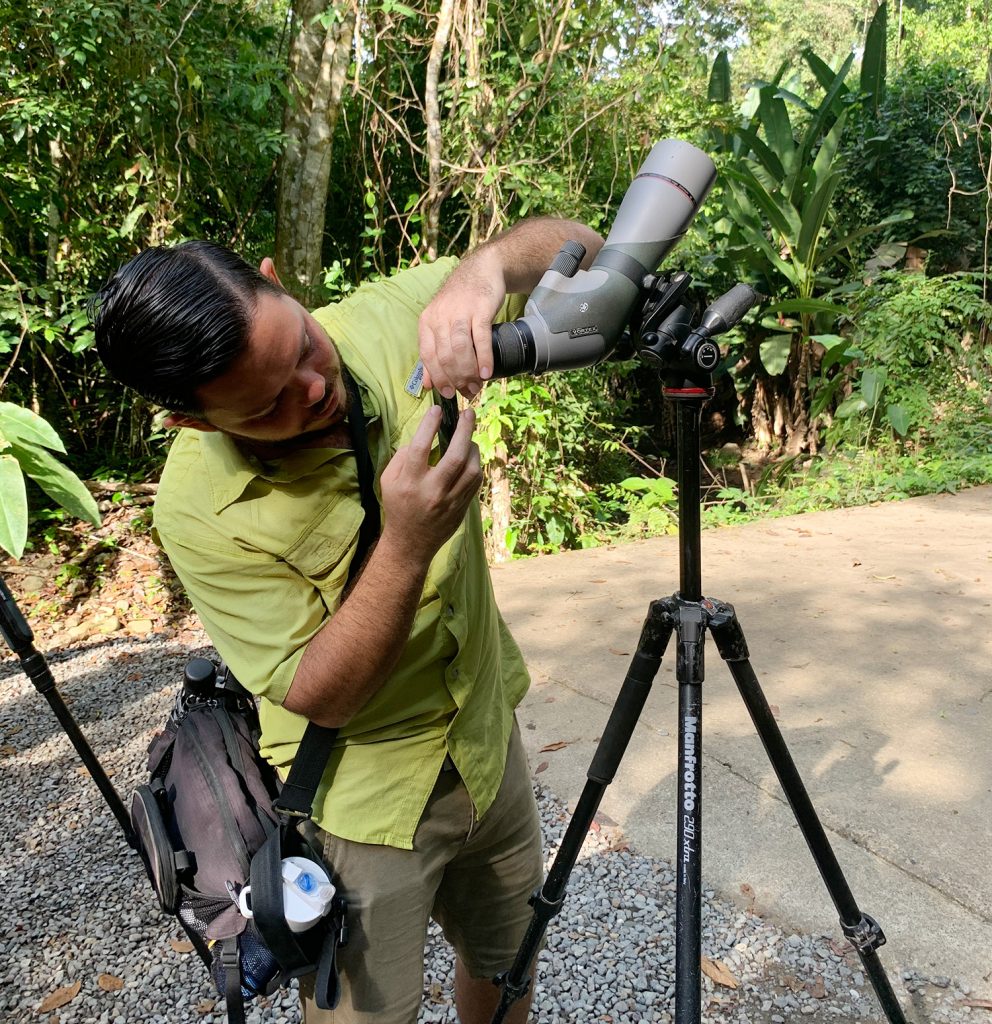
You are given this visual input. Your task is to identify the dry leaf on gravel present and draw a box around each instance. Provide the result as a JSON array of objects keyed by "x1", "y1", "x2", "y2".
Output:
[
  {"x1": 37, "y1": 981, "x2": 81, "y2": 1012},
  {"x1": 961, "y1": 999, "x2": 992, "y2": 1010},
  {"x1": 196, "y1": 999, "x2": 216, "y2": 1014},
  {"x1": 170, "y1": 938, "x2": 195, "y2": 954},
  {"x1": 701, "y1": 957, "x2": 738, "y2": 989},
  {"x1": 807, "y1": 977, "x2": 827, "y2": 998},
  {"x1": 97, "y1": 973, "x2": 124, "y2": 992}
]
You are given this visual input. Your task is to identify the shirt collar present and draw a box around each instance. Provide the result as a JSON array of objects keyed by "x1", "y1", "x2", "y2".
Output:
[{"x1": 197, "y1": 370, "x2": 378, "y2": 514}]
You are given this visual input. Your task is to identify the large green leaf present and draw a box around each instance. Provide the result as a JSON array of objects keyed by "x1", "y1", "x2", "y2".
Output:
[
  {"x1": 819, "y1": 209, "x2": 914, "y2": 263},
  {"x1": 708, "y1": 50, "x2": 731, "y2": 104},
  {"x1": 835, "y1": 395, "x2": 868, "y2": 418},
  {"x1": 887, "y1": 404, "x2": 910, "y2": 437},
  {"x1": 791, "y1": 53, "x2": 854, "y2": 207},
  {"x1": 810, "y1": 108, "x2": 848, "y2": 190},
  {"x1": 759, "y1": 335, "x2": 792, "y2": 376},
  {"x1": 7, "y1": 440, "x2": 101, "y2": 526},
  {"x1": 861, "y1": 368, "x2": 887, "y2": 407},
  {"x1": 757, "y1": 86, "x2": 796, "y2": 177},
  {"x1": 724, "y1": 165, "x2": 798, "y2": 241},
  {"x1": 0, "y1": 454, "x2": 28, "y2": 558},
  {"x1": 0, "y1": 402, "x2": 66, "y2": 453},
  {"x1": 797, "y1": 170, "x2": 841, "y2": 264},
  {"x1": 860, "y1": 2, "x2": 888, "y2": 113},
  {"x1": 765, "y1": 298, "x2": 848, "y2": 316},
  {"x1": 734, "y1": 125, "x2": 786, "y2": 182},
  {"x1": 802, "y1": 51, "x2": 832, "y2": 91}
]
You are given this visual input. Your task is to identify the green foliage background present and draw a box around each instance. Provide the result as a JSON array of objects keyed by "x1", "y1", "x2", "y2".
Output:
[{"x1": 1, "y1": 0, "x2": 990, "y2": 559}]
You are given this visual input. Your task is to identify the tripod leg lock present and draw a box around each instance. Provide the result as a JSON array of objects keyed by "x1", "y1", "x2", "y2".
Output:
[
  {"x1": 704, "y1": 599, "x2": 750, "y2": 662},
  {"x1": 492, "y1": 969, "x2": 532, "y2": 1003},
  {"x1": 841, "y1": 913, "x2": 887, "y2": 953},
  {"x1": 528, "y1": 885, "x2": 566, "y2": 921}
]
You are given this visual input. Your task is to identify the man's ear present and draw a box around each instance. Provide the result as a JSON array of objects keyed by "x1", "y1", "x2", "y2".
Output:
[
  {"x1": 163, "y1": 412, "x2": 217, "y2": 432},
  {"x1": 259, "y1": 257, "x2": 284, "y2": 289}
]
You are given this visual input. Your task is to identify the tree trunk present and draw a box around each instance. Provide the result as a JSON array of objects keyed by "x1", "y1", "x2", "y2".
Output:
[
  {"x1": 785, "y1": 336, "x2": 814, "y2": 455},
  {"x1": 275, "y1": 1, "x2": 356, "y2": 307},
  {"x1": 484, "y1": 440, "x2": 512, "y2": 563},
  {"x1": 424, "y1": 0, "x2": 456, "y2": 260}
]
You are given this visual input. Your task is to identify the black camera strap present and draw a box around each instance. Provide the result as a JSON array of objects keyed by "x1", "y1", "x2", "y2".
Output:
[
  {"x1": 257, "y1": 367, "x2": 381, "y2": 1008},
  {"x1": 273, "y1": 366, "x2": 379, "y2": 817}
]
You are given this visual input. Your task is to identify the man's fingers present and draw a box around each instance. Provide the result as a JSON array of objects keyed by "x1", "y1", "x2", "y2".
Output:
[
  {"x1": 406, "y1": 404, "x2": 443, "y2": 463},
  {"x1": 472, "y1": 314, "x2": 493, "y2": 383},
  {"x1": 417, "y1": 323, "x2": 437, "y2": 392},
  {"x1": 434, "y1": 407, "x2": 478, "y2": 482}
]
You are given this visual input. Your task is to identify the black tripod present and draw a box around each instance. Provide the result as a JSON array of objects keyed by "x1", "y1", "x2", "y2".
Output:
[
  {"x1": 0, "y1": 577, "x2": 136, "y2": 846},
  {"x1": 490, "y1": 280, "x2": 909, "y2": 1024}
]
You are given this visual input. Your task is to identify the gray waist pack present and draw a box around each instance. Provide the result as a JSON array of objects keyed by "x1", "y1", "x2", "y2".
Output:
[{"x1": 130, "y1": 657, "x2": 347, "y2": 1024}]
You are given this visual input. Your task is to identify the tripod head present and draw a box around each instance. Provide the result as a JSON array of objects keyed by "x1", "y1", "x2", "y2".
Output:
[{"x1": 629, "y1": 274, "x2": 758, "y2": 397}]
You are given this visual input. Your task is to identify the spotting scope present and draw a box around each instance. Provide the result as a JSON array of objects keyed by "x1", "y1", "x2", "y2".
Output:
[{"x1": 491, "y1": 139, "x2": 717, "y2": 378}]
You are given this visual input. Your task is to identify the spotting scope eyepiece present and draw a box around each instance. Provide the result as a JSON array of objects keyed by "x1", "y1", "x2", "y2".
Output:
[{"x1": 491, "y1": 139, "x2": 717, "y2": 379}]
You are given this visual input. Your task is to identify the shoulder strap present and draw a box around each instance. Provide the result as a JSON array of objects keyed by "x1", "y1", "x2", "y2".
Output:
[{"x1": 273, "y1": 366, "x2": 378, "y2": 817}]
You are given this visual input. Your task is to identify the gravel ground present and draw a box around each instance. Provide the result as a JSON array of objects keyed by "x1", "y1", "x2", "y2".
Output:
[{"x1": 0, "y1": 634, "x2": 982, "y2": 1024}]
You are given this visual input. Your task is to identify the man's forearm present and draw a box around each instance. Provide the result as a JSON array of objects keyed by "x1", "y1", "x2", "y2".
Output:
[
  {"x1": 469, "y1": 217, "x2": 605, "y2": 294},
  {"x1": 283, "y1": 533, "x2": 430, "y2": 728}
]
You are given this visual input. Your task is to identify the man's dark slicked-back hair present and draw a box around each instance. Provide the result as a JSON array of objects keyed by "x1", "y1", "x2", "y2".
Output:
[{"x1": 93, "y1": 241, "x2": 284, "y2": 415}]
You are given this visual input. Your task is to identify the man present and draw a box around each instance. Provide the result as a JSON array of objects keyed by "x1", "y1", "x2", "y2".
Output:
[{"x1": 95, "y1": 218, "x2": 603, "y2": 1024}]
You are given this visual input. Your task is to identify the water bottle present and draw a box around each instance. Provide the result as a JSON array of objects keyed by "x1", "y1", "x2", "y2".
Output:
[{"x1": 238, "y1": 856, "x2": 336, "y2": 933}]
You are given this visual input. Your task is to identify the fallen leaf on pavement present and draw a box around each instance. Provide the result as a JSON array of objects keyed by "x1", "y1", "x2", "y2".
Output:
[
  {"x1": 608, "y1": 648, "x2": 629, "y2": 656},
  {"x1": 535, "y1": 761, "x2": 549, "y2": 774},
  {"x1": 701, "y1": 957, "x2": 738, "y2": 989},
  {"x1": 37, "y1": 981, "x2": 81, "y2": 1012},
  {"x1": 540, "y1": 741, "x2": 568, "y2": 752}
]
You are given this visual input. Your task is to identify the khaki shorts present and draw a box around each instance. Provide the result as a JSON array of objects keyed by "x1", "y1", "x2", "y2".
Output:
[{"x1": 300, "y1": 721, "x2": 542, "y2": 1024}]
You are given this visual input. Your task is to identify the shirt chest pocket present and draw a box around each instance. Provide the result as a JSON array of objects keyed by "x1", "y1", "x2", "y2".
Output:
[{"x1": 282, "y1": 494, "x2": 366, "y2": 610}]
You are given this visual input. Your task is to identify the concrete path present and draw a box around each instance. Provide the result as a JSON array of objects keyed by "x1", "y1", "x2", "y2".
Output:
[{"x1": 491, "y1": 486, "x2": 992, "y2": 998}]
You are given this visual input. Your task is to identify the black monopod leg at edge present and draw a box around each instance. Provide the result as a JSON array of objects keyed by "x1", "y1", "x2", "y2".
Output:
[
  {"x1": 489, "y1": 601, "x2": 676, "y2": 1024},
  {"x1": 0, "y1": 576, "x2": 135, "y2": 846}
]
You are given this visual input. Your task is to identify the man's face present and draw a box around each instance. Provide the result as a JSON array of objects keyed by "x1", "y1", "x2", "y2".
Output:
[{"x1": 193, "y1": 291, "x2": 348, "y2": 443}]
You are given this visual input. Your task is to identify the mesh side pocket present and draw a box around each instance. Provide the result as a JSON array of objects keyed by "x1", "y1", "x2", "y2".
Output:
[
  {"x1": 226, "y1": 922, "x2": 281, "y2": 997},
  {"x1": 177, "y1": 888, "x2": 226, "y2": 953}
]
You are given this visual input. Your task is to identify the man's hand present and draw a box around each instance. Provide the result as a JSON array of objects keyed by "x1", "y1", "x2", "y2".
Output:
[
  {"x1": 418, "y1": 249, "x2": 505, "y2": 400},
  {"x1": 380, "y1": 404, "x2": 482, "y2": 558},
  {"x1": 418, "y1": 218, "x2": 605, "y2": 401}
]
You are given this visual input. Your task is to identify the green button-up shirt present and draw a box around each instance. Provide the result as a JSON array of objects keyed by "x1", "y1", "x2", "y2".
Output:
[{"x1": 153, "y1": 259, "x2": 530, "y2": 849}]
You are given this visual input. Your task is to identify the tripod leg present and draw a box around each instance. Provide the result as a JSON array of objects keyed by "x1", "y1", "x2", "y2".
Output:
[
  {"x1": 674, "y1": 601, "x2": 706, "y2": 1024},
  {"x1": 1, "y1": 578, "x2": 135, "y2": 845},
  {"x1": 707, "y1": 600, "x2": 908, "y2": 1024},
  {"x1": 489, "y1": 599, "x2": 677, "y2": 1024}
]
